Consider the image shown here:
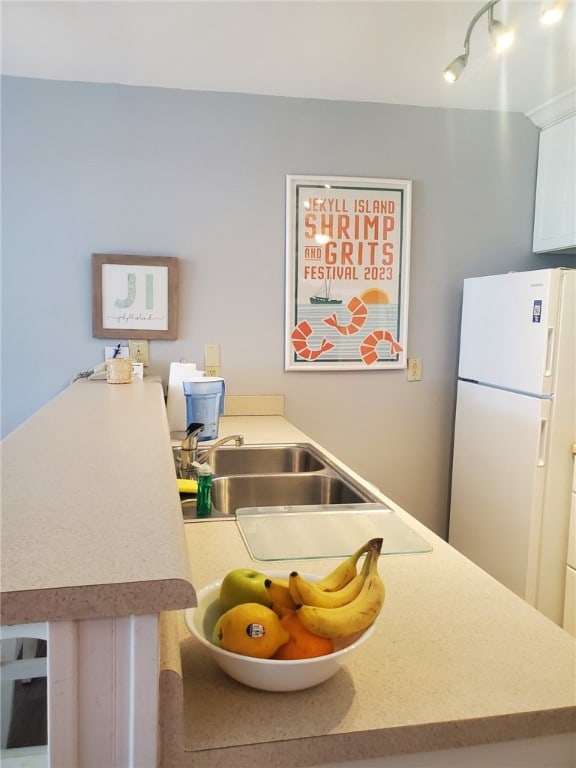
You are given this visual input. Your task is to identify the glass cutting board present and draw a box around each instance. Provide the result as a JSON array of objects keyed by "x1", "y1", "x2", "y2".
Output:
[{"x1": 236, "y1": 503, "x2": 432, "y2": 561}]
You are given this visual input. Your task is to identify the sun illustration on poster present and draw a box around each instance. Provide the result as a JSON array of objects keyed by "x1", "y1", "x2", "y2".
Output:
[{"x1": 361, "y1": 287, "x2": 390, "y2": 304}]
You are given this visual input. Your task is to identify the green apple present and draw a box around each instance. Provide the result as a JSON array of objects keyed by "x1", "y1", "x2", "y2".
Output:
[
  {"x1": 219, "y1": 568, "x2": 272, "y2": 612},
  {"x1": 211, "y1": 614, "x2": 224, "y2": 647}
]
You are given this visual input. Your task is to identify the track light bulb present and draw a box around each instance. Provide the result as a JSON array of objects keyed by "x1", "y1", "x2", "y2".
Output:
[
  {"x1": 443, "y1": 54, "x2": 468, "y2": 83},
  {"x1": 489, "y1": 18, "x2": 514, "y2": 51},
  {"x1": 540, "y1": 2, "x2": 564, "y2": 24}
]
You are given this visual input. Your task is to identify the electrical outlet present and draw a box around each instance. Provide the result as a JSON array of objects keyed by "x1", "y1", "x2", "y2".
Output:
[
  {"x1": 407, "y1": 357, "x2": 422, "y2": 382},
  {"x1": 128, "y1": 340, "x2": 150, "y2": 366},
  {"x1": 205, "y1": 365, "x2": 220, "y2": 377}
]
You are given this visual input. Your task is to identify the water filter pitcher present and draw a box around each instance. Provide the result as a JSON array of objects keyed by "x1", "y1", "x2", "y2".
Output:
[{"x1": 183, "y1": 377, "x2": 225, "y2": 441}]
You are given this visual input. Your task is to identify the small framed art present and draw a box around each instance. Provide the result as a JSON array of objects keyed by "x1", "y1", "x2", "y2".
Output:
[{"x1": 92, "y1": 254, "x2": 178, "y2": 340}]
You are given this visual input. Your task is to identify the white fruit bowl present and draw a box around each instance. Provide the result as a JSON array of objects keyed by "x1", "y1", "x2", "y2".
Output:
[{"x1": 184, "y1": 572, "x2": 376, "y2": 692}]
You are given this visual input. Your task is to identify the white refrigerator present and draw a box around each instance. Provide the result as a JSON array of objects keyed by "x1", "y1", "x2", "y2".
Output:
[{"x1": 448, "y1": 268, "x2": 575, "y2": 626}]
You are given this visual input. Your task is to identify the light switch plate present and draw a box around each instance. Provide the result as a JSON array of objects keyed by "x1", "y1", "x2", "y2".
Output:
[
  {"x1": 204, "y1": 344, "x2": 220, "y2": 366},
  {"x1": 129, "y1": 340, "x2": 150, "y2": 366},
  {"x1": 205, "y1": 344, "x2": 220, "y2": 376}
]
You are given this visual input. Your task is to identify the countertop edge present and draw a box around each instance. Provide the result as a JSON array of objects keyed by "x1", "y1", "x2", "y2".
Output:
[
  {"x1": 159, "y1": 610, "x2": 187, "y2": 768},
  {"x1": 1, "y1": 579, "x2": 197, "y2": 626},
  {"x1": 176, "y1": 708, "x2": 576, "y2": 768}
]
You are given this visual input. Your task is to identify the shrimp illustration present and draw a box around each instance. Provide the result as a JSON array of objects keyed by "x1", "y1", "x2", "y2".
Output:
[
  {"x1": 360, "y1": 330, "x2": 403, "y2": 365},
  {"x1": 323, "y1": 296, "x2": 368, "y2": 336},
  {"x1": 291, "y1": 320, "x2": 335, "y2": 361}
]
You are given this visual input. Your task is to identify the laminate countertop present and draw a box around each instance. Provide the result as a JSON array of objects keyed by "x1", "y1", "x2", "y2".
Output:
[
  {"x1": 159, "y1": 416, "x2": 576, "y2": 768},
  {"x1": 2, "y1": 385, "x2": 574, "y2": 767},
  {"x1": 0, "y1": 379, "x2": 195, "y2": 625}
]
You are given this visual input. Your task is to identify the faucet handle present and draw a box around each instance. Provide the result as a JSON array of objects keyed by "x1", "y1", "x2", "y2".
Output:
[{"x1": 180, "y1": 423, "x2": 205, "y2": 473}]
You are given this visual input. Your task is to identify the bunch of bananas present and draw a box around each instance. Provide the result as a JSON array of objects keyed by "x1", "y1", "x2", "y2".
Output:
[{"x1": 266, "y1": 537, "x2": 385, "y2": 639}]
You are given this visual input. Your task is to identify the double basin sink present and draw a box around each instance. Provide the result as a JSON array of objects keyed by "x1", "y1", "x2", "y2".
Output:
[{"x1": 173, "y1": 442, "x2": 382, "y2": 522}]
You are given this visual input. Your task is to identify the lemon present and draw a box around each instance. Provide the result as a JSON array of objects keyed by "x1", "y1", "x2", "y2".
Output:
[{"x1": 212, "y1": 603, "x2": 290, "y2": 659}]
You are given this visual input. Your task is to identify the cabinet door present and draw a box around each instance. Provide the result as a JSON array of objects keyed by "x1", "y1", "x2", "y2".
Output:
[{"x1": 533, "y1": 115, "x2": 576, "y2": 253}]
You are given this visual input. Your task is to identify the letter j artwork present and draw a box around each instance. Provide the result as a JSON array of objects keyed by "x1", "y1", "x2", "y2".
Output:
[
  {"x1": 285, "y1": 175, "x2": 412, "y2": 371},
  {"x1": 102, "y1": 264, "x2": 167, "y2": 327},
  {"x1": 114, "y1": 272, "x2": 154, "y2": 310}
]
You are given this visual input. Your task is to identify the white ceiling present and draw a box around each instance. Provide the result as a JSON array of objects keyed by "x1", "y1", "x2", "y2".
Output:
[{"x1": 1, "y1": 0, "x2": 575, "y2": 115}]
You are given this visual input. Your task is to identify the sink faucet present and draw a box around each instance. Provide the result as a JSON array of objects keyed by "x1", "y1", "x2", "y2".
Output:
[
  {"x1": 180, "y1": 424, "x2": 244, "y2": 473},
  {"x1": 197, "y1": 434, "x2": 245, "y2": 465}
]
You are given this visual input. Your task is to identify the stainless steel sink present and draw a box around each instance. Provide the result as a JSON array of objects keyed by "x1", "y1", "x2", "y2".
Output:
[
  {"x1": 173, "y1": 443, "x2": 326, "y2": 476},
  {"x1": 174, "y1": 441, "x2": 381, "y2": 522},
  {"x1": 210, "y1": 473, "x2": 372, "y2": 516}
]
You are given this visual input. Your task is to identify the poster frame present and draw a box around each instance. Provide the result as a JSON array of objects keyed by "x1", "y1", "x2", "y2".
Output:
[{"x1": 285, "y1": 175, "x2": 412, "y2": 371}]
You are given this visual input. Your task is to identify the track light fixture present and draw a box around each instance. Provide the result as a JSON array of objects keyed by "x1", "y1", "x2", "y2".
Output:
[{"x1": 443, "y1": 0, "x2": 514, "y2": 83}]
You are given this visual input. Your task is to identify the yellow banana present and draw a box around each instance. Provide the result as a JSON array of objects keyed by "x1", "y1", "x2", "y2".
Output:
[
  {"x1": 264, "y1": 577, "x2": 298, "y2": 618},
  {"x1": 289, "y1": 538, "x2": 382, "y2": 608},
  {"x1": 296, "y1": 547, "x2": 385, "y2": 639},
  {"x1": 314, "y1": 537, "x2": 383, "y2": 592}
]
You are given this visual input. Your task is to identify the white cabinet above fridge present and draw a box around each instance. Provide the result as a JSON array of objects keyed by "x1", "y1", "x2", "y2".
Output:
[{"x1": 532, "y1": 114, "x2": 576, "y2": 254}]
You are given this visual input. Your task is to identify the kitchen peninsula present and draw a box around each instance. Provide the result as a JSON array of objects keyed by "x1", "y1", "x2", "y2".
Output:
[
  {"x1": 1, "y1": 380, "x2": 575, "y2": 767},
  {"x1": 161, "y1": 418, "x2": 576, "y2": 768}
]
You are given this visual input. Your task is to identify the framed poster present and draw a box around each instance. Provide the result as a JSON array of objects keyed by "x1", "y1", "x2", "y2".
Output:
[
  {"x1": 285, "y1": 175, "x2": 411, "y2": 371},
  {"x1": 92, "y1": 254, "x2": 178, "y2": 339}
]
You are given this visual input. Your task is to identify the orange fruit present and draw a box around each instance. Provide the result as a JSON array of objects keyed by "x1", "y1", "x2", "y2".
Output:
[
  {"x1": 213, "y1": 603, "x2": 290, "y2": 659},
  {"x1": 272, "y1": 611, "x2": 335, "y2": 660}
]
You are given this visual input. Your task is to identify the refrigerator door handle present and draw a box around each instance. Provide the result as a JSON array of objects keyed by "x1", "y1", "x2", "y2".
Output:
[
  {"x1": 537, "y1": 418, "x2": 548, "y2": 467},
  {"x1": 545, "y1": 327, "x2": 555, "y2": 377}
]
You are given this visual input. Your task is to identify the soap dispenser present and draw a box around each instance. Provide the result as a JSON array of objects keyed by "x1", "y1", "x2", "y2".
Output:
[{"x1": 195, "y1": 462, "x2": 212, "y2": 517}]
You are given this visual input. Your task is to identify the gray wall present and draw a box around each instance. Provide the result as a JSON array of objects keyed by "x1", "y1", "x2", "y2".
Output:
[{"x1": 2, "y1": 76, "x2": 573, "y2": 536}]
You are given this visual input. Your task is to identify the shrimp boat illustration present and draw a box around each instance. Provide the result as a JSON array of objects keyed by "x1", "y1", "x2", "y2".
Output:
[{"x1": 310, "y1": 279, "x2": 342, "y2": 305}]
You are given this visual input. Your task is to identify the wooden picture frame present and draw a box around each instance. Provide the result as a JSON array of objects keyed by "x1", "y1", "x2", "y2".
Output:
[{"x1": 92, "y1": 254, "x2": 178, "y2": 340}]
